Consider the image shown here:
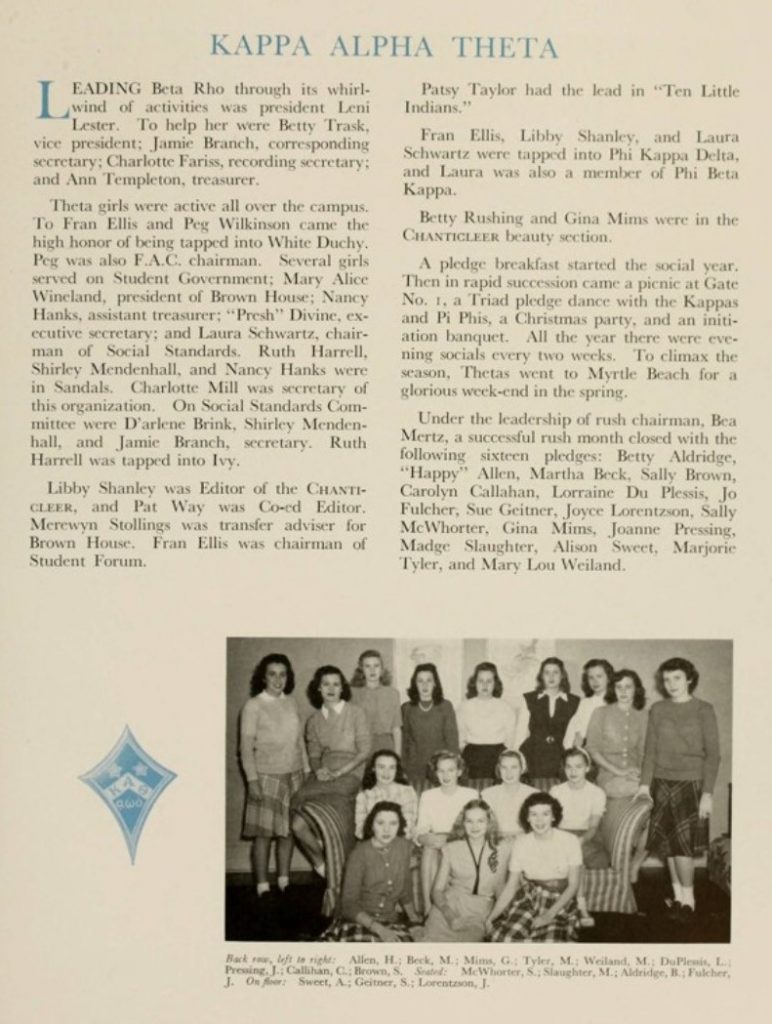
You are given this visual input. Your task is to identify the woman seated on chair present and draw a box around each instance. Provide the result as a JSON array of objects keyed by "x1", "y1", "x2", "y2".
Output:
[
  {"x1": 481, "y1": 749, "x2": 538, "y2": 842},
  {"x1": 415, "y1": 750, "x2": 478, "y2": 911},
  {"x1": 321, "y1": 802, "x2": 422, "y2": 942},
  {"x1": 485, "y1": 792, "x2": 582, "y2": 943},
  {"x1": 550, "y1": 747, "x2": 608, "y2": 926},
  {"x1": 423, "y1": 799, "x2": 508, "y2": 942},
  {"x1": 586, "y1": 668, "x2": 649, "y2": 881},
  {"x1": 291, "y1": 665, "x2": 371, "y2": 877},
  {"x1": 355, "y1": 749, "x2": 418, "y2": 840}
]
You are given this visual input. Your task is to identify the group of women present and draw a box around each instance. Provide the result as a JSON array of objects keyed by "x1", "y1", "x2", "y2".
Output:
[{"x1": 239, "y1": 650, "x2": 721, "y2": 941}]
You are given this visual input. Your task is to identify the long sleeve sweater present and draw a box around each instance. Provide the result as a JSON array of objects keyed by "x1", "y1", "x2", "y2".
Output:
[
  {"x1": 239, "y1": 693, "x2": 303, "y2": 778},
  {"x1": 304, "y1": 702, "x2": 371, "y2": 777},
  {"x1": 640, "y1": 697, "x2": 721, "y2": 793}
]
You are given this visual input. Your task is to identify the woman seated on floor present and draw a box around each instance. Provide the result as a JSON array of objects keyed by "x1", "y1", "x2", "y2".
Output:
[
  {"x1": 485, "y1": 792, "x2": 582, "y2": 943},
  {"x1": 423, "y1": 798, "x2": 508, "y2": 942},
  {"x1": 321, "y1": 802, "x2": 422, "y2": 942}
]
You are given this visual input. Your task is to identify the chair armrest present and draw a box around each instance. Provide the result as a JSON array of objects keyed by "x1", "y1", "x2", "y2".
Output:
[{"x1": 608, "y1": 798, "x2": 651, "y2": 872}]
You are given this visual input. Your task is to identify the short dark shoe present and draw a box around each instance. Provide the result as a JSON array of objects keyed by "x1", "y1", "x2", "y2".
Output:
[{"x1": 665, "y1": 898, "x2": 683, "y2": 921}]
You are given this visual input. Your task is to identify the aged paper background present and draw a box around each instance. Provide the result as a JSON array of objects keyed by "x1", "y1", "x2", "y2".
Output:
[{"x1": 1, "y1": 2, "x2": 769, "y2": 1021}]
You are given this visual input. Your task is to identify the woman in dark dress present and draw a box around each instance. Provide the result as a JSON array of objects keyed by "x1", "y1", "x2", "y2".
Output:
[
  {"x1": 516, "y1": 657, "x2": 579, "y2": 790},
  {"x1": 401, "y1": 663, "x2": 459, "y2": 794}
]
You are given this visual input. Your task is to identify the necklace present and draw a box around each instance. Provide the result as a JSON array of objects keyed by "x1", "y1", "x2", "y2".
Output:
[{"x1": 465, "y1": 837, "x2": 487, "y2": 895}]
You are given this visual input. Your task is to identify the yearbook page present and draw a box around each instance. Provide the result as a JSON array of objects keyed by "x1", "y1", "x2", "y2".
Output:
[{"x1": 1, "y1": 2, "x2": 769, "y2": 1022}]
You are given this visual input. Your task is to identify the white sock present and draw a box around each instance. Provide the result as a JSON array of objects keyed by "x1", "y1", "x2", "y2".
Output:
[
  {"x1": 681, "y1": 887, "x2": 695, "y2": 909},
  {"x1": 671, "y1": 882, "x2": 684, "y2": 903},
  {"x1": 277, "y1": 875, "x2": 290, "y2": 891},
  {"x1": 256, "y1": 881, "x2": 270, "y2": 896}
]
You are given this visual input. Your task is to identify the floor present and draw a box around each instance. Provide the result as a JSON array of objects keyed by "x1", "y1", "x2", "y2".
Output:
[{"x1": 224, "y1": 868, "x2": 730, "y2": 943}]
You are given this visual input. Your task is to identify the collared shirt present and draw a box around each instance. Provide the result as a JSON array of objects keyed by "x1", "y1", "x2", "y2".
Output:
[
  {"x1": 563, "y1": 693, "x2": 606, "y2": 749},
  {"x1": 514, "y1": 690, "x2": 569, "y2": 750},
  {"x1": 305, "y1": 702, "x2": 371, "y2": 777},
  {"x1": 321, "y1": 700, "x2": 345, "y2": 720}
]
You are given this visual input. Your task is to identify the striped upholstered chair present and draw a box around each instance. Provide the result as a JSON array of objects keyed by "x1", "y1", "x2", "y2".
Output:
[
  {"x1": 294, "y1": 799, "x2": 351, "y2": 916},
  {"x1": 296, "y1": 799, "x2": 423, "y2": 919},
  {"x1": 584, "y1": 797, "x2": 651, "y2": 914}
]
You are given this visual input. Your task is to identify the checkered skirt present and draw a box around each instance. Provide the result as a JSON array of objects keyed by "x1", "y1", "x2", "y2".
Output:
[
  {"x1": 242, "y1": 771, "x2": 305, "y2": 839},
  {"x1": 320, "y1": 919, "x2": 414, "y2": 942},
  {"x1": 647, "y1": 778, "x2": 708, "y2": 858},
  {"x1": 487, "y1": 878, "x2": 581, "y2": 943}
]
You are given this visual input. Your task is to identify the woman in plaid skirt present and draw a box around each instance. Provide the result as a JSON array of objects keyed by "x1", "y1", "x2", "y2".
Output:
[
  {"x1": 484, "y1": 792, "x2": 582, "y2": 943},
  {"x1": 240, "y1": 653, "x2": 305, "y2": 897},
  {"x1": 636, "y1": 657, "x2": 720, "y2": 921}
]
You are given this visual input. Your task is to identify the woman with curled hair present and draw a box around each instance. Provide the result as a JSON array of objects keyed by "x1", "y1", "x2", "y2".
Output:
[
  {"x1": 354, "y1": 749, "x2": 418, "y2": 840},
  {"x1": 586, "y1": 669, "x2": 648, "y2": 798},
  {"x1": 322, "y1": 802, "x2": 422, "y2": 942},
  {"x1": 401, "y1": 663, "x2": 459, "y2": 794},
  {"x1": 415, "y1": 750, "x2": 478, "y2": 911},
  {"x1": 563, "y1": 659, "x2": 615, "y2": 749},
  {"x1": 240, "y1": 653, "x2": 305, "y2": 896},
  {"x1": 636, "y1": 657, "x2": 720, "y2": 920},
  {"x1": 485, "y1": 792, "x2": 582, "y2": 943},
  {"x1": 551, "y1": 747, "x2": 609, "y2": 926},
  {"x1": 350, "y1": 649, "x2": 402, "y2": 753},
  {"x1": 423, "y1": 799, "x2": 508, "y2": 942},
  {"x1": 291, "y1": 666, "x2": 371, "y2": 877},
  {"x1": 586, "y1": 668, "x2": 650, "y2": 881},
  {"x1": 515, "y1": 657, "x2": 580, "y2": 790},
  {"x1": 457, "y1": 661, "x2": 517, "y2": 791}
]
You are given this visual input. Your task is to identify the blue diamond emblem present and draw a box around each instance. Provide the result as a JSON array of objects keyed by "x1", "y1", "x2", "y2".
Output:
[{"x1": 79, "y1": 726, "x2": 176, "y2": 863}]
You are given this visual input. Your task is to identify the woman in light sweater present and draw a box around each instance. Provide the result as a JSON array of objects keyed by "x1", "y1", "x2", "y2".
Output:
[
  {"x1": 637, "y1": 657, "x2": 721, "y2": 920},
  {"x1": 563, "y1": 658, "x2": 615, "y2": 750},
  {"x1": 350, "y1": 649, "x2": 402, "y2": 753},
  {"x1": 457, "y1": 661, "x2": 517, "y2": 790},
  {"x1": 415, "y1": 750, "x2": 478, "y2": 911},
  {"x1": 291, "y1": 665, "x2": 371, "y2": 876},
  {"x1": 239, "y1": 653, "x2": 305, "y2": 896}
]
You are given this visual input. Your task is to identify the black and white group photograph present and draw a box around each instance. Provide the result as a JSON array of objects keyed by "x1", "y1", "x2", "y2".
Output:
[{"x1": 225, "y1": 638, "x2": 731, "y2": 944}]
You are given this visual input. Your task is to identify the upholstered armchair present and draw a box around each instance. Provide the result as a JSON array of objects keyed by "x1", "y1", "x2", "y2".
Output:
[{"x1": 584, "y1": 797, "x2": 651, "y2": 914}]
